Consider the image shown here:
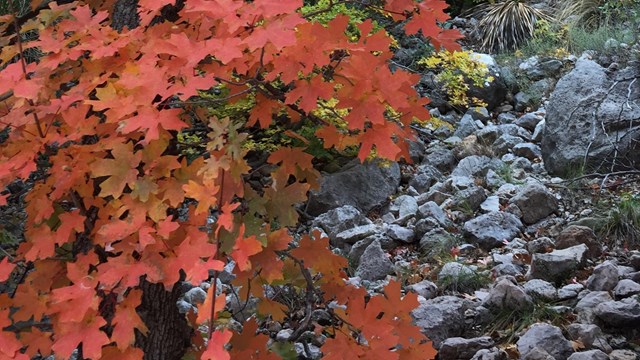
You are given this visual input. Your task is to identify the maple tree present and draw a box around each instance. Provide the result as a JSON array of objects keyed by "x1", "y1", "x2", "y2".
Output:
[{"x1": 0, "y1": 0, "x2": 462, "y2": 358}]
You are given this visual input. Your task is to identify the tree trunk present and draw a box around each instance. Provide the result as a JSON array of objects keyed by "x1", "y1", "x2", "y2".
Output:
[
  {"x1": 135, "y1": 277, "x2": 193, "y2": 360},
  {"x1": 109, "y1": 2, "x2": 192, "y2": 359}
]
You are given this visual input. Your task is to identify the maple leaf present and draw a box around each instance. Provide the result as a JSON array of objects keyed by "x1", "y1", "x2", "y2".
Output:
[
  {"x1": 20, "y1": 328, "x2": 53, "y2": 358},
  {"x1": 196, "y1": 288, "x2": 226, "y2": 325},
  {"x1": 285, "y1": 77, "x2": 335, "y2": 113},
  {"x1": 111, "y1": 289, "x2": 148, "y2": 351},
  {"x1": 216, "y1": 201, "x2": 240, "y2": 235},
  {"x1": 231, "y1": 225, "x2": 263, "y2": 272},
  {"x1": 183, "y1": 180, "x2": 220, "y2": 215},
  {"x1": 0, "y1": 309, "x2": 23, "y2": 358},
  {"x1": 202, "y1": 329, "x2": 232, "y2": 360},
  {"x1": 90, "y1": 142, "x2": 142, "y2": 198},
  {"x1": 0, "y1": 257, "x2": 15, "y2": 282},
  {"x1": 229, "y1": 319, "x2": 280, "y2": 359},
  {"x1": 51, "y1": 311, "x2": 110, "y2": 360}
]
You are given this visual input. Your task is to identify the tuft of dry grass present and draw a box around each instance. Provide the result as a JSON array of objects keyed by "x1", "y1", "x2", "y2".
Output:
[{"x1": 471, "y1": 0, "x2": 550, "y2": 53}]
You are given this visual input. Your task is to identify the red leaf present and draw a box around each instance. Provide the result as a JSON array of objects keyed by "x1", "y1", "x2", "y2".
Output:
[
  {"x1": 232, "y1": 225, "x2": 263, "y2": 272},
  {"x1": 0, "y1": 258, "x2": 15, "y2": 282},
  {"x1": 111, "y1": 289, "x2": 148, "y2": 351},
  {"x1": 202, "y1": 329, "x2": 232, "y2": 360}
]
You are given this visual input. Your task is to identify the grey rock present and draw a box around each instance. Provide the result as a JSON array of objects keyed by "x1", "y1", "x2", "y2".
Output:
[
  {"x1": 483, "y1": 278, "x2": 533, "y2": 311},
  {"x1": 471, "y1": 347, "x2": 508, "y2": 360},
  {"x1": 529, "y1": 244, "x2": 588, "y2": 284},
  {"x1": 412, "y1": 296, "x2": 474, "y2": 347},
  {"x1": 514, "y1": 92, "x2": 536, "y2": 112},
  {"x1": 493, "y1": 134, "x2": 524, "y2": 156},
  {"x1": 527, "y1": 237, "x2": 555, "y2": 254},
  {"x1": 307, "y1": 159, "x2": 401, "y2": 215},
  {"x1": 492, "y1": 263, "x2": 525, "y2": 277},
  {"x1": 294, "y1": 342, "x2": 322, "y2": 359},
  {"x1": 334, "y1": 224, "x2": 378, "y2": 245},
  {"x1": 409, "y1": 164, "x2": 444, "y2": 193},
  {"x1": 614, "y1": 279, "x2": 640, "y2": 298},
  {"x1": 567, "y1": 324, "x2": 611, "y2": 353},
  {"x1": 420, "y1": 228, "x2": 455, "y2": 256},
  {"x1": 276, "y1": 329, "x2": 293, "y2": 342},
  {"x1": 355, "y1": 240, "x2": 394, "y2": 281},
  {"x1": 510, "y1": 182, "x2": 558, "y2": 225},
  {"x1": 455, "y1": 113, "x2": 483, "y2": 138},
  {"x1": 452, "y1": 155, "x2": 504, "y2": 178},
  {"x1": 542, "y1": 59, "x2": 640, "y2": 176},
  {"x1": 513, "y1": 143, "x2": 542, "y2": 160},
  {"x1": 426, "y1": 146, "x2": 456, "y2": 172},
  {"x1": 532, "y1": 119, "x2": 546, "y2": 142},
  {"x1": 523, "y1": 279, "x2": 558, "y2": 301},
  {"x1": 558, "y1": 283, "x2": 585, "y2": 300},
  {"x1": 438, "y1": 262, "x2": 478, "y2": 292},
  {"x1": 498, "y1": 113, "x2": 517, "y2": 124},
  {"x1": 463, "y1": 211, "x2": 524, "y2": 250},
  {"x1": 516, "y1": 323, "x2": 574, "y2": 360},
  {"x1": 439, "y1": 337, "x2": 495, "y2": 360},
  {"x1": 595, "y1": 297, "x2": 640, "y2": 327},
  {"x1": 576, "y1": 291, "x2": 614, "y2": 323},
  {"x1": 385, "y1": 224, "x2": 415, "y2": 243},
  {"x1": 556, "y1": 225, "x2": 602, "y2": 259},
  {"x1": 521, "y1": 347, "x2": 556, "y2": 360},
  {"x1": 348, "y1": 234, "x2": 395, "y2": 264},
  {"x1": 417, "y1": 201, "x2": 450, "y2": 227},
  {"x1": 176, "y1": 299, "x2": 193, "y2": 314},
  {"x1": 407, "y1": 280, "x2": 438, "y2": 299},
  {"x1": 609, "y1": 349, "x2": 638, "y2": 360},
  {"x1": 516, "y1": 112, "x2": 545, "y2": 131},
  {"x1": 587, "y1": 261, "x2": 620, "y2": 291},
  {"x1": 631, "y1": 253, "x2": 640, "y2": 270},
  {"x1": 567, "y1": 350, "x2": 609, "y2": 360},
  {"x1": 392, "y1": 195, "x2": 418, "y2": 222},
  {"x1": 467, "y1": 107, "x2": 491, "y2": 122},
  {"x1": 451, "y1": 175, "x2": 475, "y2": 190},
  {"x1": 480, "y1": 196, "x2": 501, "y2": 213},
  {"x1": 184, "y1": 287, "x2": 207, "y2": 305},
  {"x1": 486, "y1": 170, "x2": 506, "y2": 188},
  {"x1": 454, "y1": 185, "x2": 487, "y2": 212},
  {"x1": 312, "y1": 205, "x2": 372, "y2": 243}
]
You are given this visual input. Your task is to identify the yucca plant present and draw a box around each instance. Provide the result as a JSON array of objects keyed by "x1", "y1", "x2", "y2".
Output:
[
  {"x1": 558, "y1": 0, "x2": 640, "y2": 29},
  {"x1": 472, "y1": 0, "x2": 549, "y2": 52}
]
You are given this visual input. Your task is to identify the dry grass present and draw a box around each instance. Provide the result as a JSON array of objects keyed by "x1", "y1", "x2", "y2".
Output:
[{"x1": 472, "y1": 0, "x2": 550, "y2": 52}]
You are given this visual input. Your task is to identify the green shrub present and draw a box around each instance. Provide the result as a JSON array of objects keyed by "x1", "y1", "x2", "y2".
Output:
[{"x1": 417, "y1": 50, "x2": 494, "y2": 107}]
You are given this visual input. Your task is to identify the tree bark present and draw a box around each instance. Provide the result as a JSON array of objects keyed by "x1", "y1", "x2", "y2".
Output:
[{"x1": 135, "y1": 277, "x2": 193, "y2": 360}]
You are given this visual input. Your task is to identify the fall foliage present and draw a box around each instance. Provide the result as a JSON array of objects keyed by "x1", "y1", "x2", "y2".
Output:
[{"x1": 0, "y1": 0, "x2": 461, "y2": 358}]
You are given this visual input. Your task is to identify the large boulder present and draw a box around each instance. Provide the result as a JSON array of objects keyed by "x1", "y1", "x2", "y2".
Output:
[
  {"x1": 307, "y1": 159, "x2": 401, "y2": 215},
  {"x1": 542, "y1": 58, "x2": 640, "y2": 176}
]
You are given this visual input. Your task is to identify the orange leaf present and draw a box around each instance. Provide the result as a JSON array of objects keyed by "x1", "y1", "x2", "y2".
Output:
[
  {"x1": 202, "y1": 329, "x2": 232, "y2": 360},
  {"x1": 0, "y1": 257, "x2": 15, "y2": 282},
  {"x1": 111, "y1": 289, "x2": 148, "y2": 351}
]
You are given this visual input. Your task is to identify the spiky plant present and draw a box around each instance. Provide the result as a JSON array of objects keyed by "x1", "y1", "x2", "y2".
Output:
[{"x1": 472, "y1": 0, "x2": 549, "y2": 52}]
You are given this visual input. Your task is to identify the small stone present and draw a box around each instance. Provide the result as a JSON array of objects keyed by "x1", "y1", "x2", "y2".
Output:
[
  {"x1": 276, "y1": 329, "x2": 294, "y2": 342},
  {"x1": 609, "y1": 349, "x2": 638, "y2": 360},
  {"x1": 184, "y1": 287, "x2": 207, "y2": 305},
  {"x1": 176, "y1": 300, "x2": 193, "y2": 314},
  {"x1": 483, "y1": 278, "x2": 533, "y2": 311},
  {"x1": 355, "y1": 240, "x2": 394, "y2": 281},
  {"x1": 334, "y1": 224, "x2": 378, "y2": 245},
  {"x1": 595, "y1": 297, "x2": 640, "y2": 327},
  {"x1": 523, "y1": 279, "x2": 557, "y2": 301},
  {"x1": 407, "y1": 280, "x2": 438, "y2": 299},
  {"x1": 556, "y1": 225, "x2": 602, "y2": 259},
  {"x1": 567, "y1": 350, "x2": 608, "y2": 360},
  {"x1": 385, "y1": 224, "x2": 415, "y2": 243},
  {"x1": 439, "y1": 336, "x2": 495, "y2": 359},
  {"x1": 557, "y1": 283, "x2": 584, "y2": 300}
]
